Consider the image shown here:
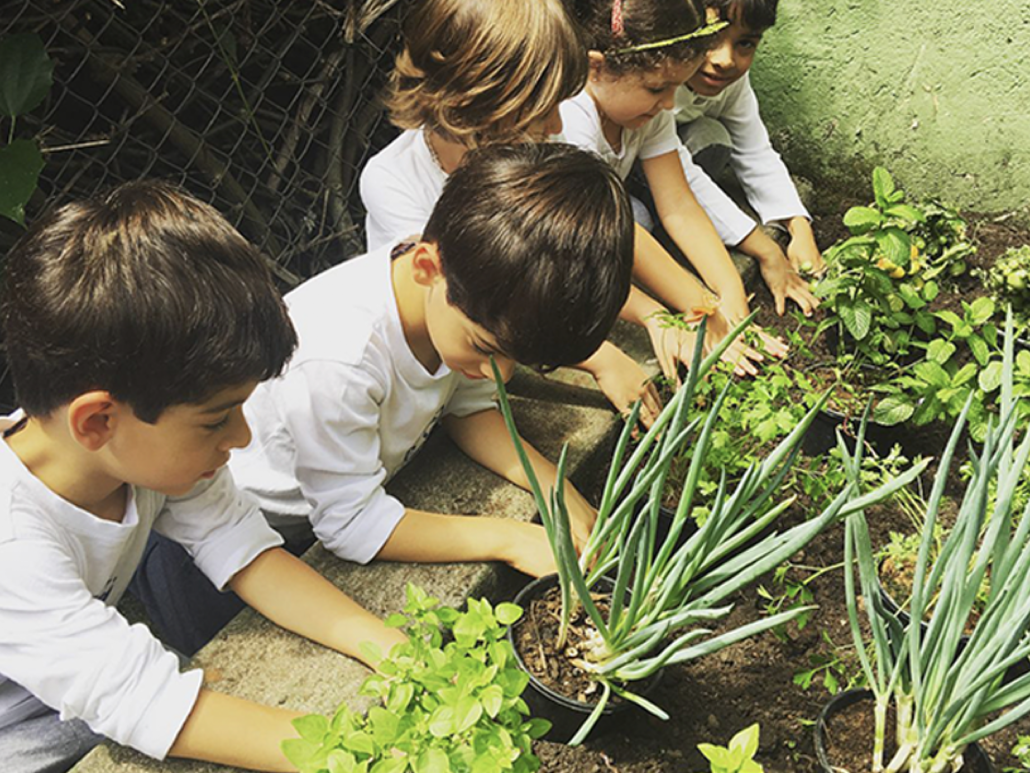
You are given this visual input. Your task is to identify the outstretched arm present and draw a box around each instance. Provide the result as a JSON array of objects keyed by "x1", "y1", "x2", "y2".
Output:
[
  {"x1": 376, "y1": 509, "x2": 556, "y2": 578},
  {"x1": 229, "y1": 547, "x2": 405, "y2": 668},
  {"x1": 443, "y1": 409, "x2": 596, "y2": 552},
  {"x1": 170, "y1": 547, "x2": 408, "y2": 771},
  {"x1": 169, "y1": 691, "x2": 303, "y2": 772},
  {"x1": 643, "y1": 150, "x2": 751, "y2": 321}
]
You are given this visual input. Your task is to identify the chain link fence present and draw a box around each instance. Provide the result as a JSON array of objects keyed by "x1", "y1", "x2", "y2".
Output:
[{"x1": 0, "y1": 0, "x2": 408, "y2": 407}]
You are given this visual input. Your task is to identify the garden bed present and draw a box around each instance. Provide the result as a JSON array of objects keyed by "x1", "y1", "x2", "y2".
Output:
[{"x1": 523, "y1": 207, "x2": 1030, "y2": 773}]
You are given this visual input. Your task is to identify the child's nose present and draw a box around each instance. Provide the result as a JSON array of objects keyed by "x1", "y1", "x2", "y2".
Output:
[
  {"x1": 221, "y1": 407, "x2": 252, "y2": 451},
  {"x1": 709, "y1": 39, "x2": 734, "y2": 69},
  {"x1": 487, "y1": 357, "x2": 516, "y2": 382},
  {"x1": 658, "y1": 89, "x2": 676, "y2": 111}
]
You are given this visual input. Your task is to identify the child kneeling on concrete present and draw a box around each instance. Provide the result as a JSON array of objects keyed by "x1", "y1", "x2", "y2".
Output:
[
  {"x1": 232, "y1": 143, "x2": 634, "y2": 573},
  {"x1": 0, "y1": 182, "x2": 405, "y2": 773}
]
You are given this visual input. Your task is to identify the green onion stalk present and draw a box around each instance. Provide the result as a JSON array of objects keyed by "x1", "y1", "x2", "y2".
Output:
[
  {"x1": 494, "y1": 315, "x2": 926, "y2": 745},
  {"x1": 844, "y1": 309, "x2": 1030, "y2": 772}
]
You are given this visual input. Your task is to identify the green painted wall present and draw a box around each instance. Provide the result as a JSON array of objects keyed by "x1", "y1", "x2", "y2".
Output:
[{"x1": 751, "y1": 0, "x2": 1030, "y2": 215}]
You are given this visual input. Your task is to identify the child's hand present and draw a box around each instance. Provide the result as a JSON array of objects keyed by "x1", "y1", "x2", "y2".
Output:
[
  {"x1": 562, "y1": 484, "x2": 597, "y2": 554},
  {"x1": 644, "y1": 314, "x2": 698, "y2": 384},
  {"x1": 707, "y1": 309, "x2": 788, "y2": 377},
  {"x1": 502, "y1": 521, "x2": 559, "y2": 578},
  {"x1": 758, "y1": 251, "x2": 820, "y2": 317},
  {"x1": 786, "y1": 217, "x2": 826, "y2": 276},
  {"x1": 586, "y1": 342, "x2": 663, "y2": 428}
]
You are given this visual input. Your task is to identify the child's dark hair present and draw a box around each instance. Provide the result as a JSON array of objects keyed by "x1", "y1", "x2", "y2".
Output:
[
  {"x1": 575, "y1": 0, "x2": 712, "y2": 74},
  {"x1": 1, "y1": 180, "x2": 298, "y2": 422},
  {"x1": 712, "y1": 0, "x2": 778, "y2": 31},
  {"x1": 422, "y1": 144, "x2": 633, "y2": 370},
  {"x1": 387, "y1": 0, "x2": 587, "y2": 147}
]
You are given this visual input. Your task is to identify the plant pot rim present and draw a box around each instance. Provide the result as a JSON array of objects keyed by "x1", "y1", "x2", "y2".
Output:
[
  {"x1": 813, "y1": 689, "x2": 994, "y2": 773},
  {"x1": 508, "y1": 573, "x2": 661, "y2": 715}
]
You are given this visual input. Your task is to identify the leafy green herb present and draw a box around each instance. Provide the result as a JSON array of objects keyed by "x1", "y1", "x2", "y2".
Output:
[
  {"x1": 697, "y1": 723, "x2": 764, "y2": 773},
  {"x1": 282, "y1": 584, "x2": 548, "y2": 773}
]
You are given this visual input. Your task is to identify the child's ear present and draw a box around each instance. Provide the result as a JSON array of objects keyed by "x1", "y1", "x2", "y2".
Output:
[
  {"x1": 410, "y1": 242, "x2": 444, "y2": 287},
  {"x1": 588, "y1": 50, "x2": 606, "y2": 79},
  {"x1": 67, "y1": 391, "x2": 120, "y2": 452}
]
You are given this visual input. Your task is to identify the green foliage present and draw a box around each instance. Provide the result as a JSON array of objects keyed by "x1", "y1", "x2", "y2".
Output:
[
  {"x1": 791, "y1": 630, "x2": 864, "y2": 695},
  {"x1": 493, "y1": 318, "x2": 926, "y2": 745},
  {"x1": 814, "y1": 167, "x2": 974, "y2": 367},
  {"x1": 697, "y1": 723, "x2": 765, "y2": 773},
  {"x1": 983, "y1": 245, "x2": 1030, "y2": 323},
  {"x1": 282, "y1": 584, "x2": 548, "y2": 773},
  {"x1": 0, "y1": 33, "x2": 52, "y2": 226},
  {"x1": 662, "y1": 358, "x2": 818, "y2": 515},
  {"x1": 1004, "y1": 735, "x2": 1030, "y2": 773},
  {"x1": 871, "y1": 298, "x2": 1030, "y2": 441},
  {"x1": 842, "y1": 318, "x2": 1030, "y2": 772}
]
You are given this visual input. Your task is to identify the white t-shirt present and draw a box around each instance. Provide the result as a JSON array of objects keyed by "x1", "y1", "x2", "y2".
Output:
[
  {"x1": 360, "y1": 130, "x2": 446, "y2": 252},
  {"x1": 230, "y1": 246, "x2": 497, "y2": 564},
  {"x1": 559, "y1": 90, "x2": 681, "y2": 180},
  {"x1": 674, "y1": 73, "x2": 810, "y2": 245},
  {"x1": 0, "y1": 429, "x2": 282, "y2": 759}
]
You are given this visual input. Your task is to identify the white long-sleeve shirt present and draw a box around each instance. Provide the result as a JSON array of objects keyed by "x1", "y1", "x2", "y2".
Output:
[
  {"x1": 360, "y1": 130, "x2": 446, "y2": 252},
  {"x1": 674, "y1": 73, "x2": 810, "y2": 245},
  {"x1": 229, "y1": 246, "x2": 497, "y2": 563},
  {"x1": 0, "y1": 434, "x2": 282, "y2": 759}
]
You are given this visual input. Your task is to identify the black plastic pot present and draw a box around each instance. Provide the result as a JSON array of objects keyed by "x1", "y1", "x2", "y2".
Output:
[
  {"x1": 508, "y1": 573, "x2": 662, "y2": 744},
  {"x1": 801, "y1": 406, "x2": 911, "y2": 458},
  {"x1": 814, "y1": 689, "x2": 994, "y2": 772}
]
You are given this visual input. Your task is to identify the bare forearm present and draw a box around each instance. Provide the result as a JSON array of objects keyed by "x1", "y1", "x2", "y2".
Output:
[
  {"x1": 377, "y1": 509, "x2": 531, "y2": 563},
  {"x1": 737, "y1": 226, "x2": 784, "y2": 266},
  {"x1": 632, "y1": 224, "x2": 719, "y2": 316},
  {"x1": 662, "y1": 203, "x2": 749, "y2": 318},
  {"x1": 169, "y1": 689, "x2": 302, "y2": 772},
  {"x1": 620, "y1": 284, "x2": 667, "y2": 326},
  {"x1": 229, "y1": 548, "x2": 403, "y2": 667}
]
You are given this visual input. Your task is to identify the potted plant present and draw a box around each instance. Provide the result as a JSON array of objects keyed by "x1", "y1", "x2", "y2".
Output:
[
  {"x1": 281, "y1": 584, "x2": 549, "y2": 773},
  {"x1": 817, "y1": 316, "x2": 1030, "y2": 772},
  {"x1": 494, "y1": 317, "x2": 926, "y2": 745}
]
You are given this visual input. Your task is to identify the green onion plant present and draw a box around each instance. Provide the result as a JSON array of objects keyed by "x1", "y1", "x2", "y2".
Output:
[
  {"x1": 494, "y1": 316, "x2": 926, "y2": 745},
  {"x1": 843, "y1": 310, "x2": 1030, "y2": 772}
]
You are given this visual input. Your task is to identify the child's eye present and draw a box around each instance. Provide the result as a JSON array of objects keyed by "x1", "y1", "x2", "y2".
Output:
[
  {"x1": 204, "y1": 415, "x2": 230, "y2": 431},
  {"x1": 473, "y1": 343, "x2": 493, "y2": 356}
]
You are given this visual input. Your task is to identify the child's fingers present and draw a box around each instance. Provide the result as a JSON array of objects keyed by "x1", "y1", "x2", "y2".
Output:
[{"x1": 753, "y1": 326, "x2": 788, "y2": 358}]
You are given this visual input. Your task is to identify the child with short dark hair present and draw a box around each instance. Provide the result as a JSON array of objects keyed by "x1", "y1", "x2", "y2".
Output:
[
  {"x1": 674, "y1": 0, "x2": 825, "y2": 283},
  {"x1": 233, "y1": 143, "x2": 633, "y2": 572},
  {"x1": 0, "y1": 181, "x2": 405, "y2": 773},
  {"x1": 563, "y1": 0, "x2": 818, "y2": 329}
]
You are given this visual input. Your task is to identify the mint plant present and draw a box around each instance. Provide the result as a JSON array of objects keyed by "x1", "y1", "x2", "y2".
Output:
[
  {"x1": 282, "y1": 584, "x2": 548, "y2": 773},
  {"x1": 697, "y1": 723, "x2": 765, "y2": 773},
  {"x1": 814, "y1": 167, "x2": 973, "y2": 366}
]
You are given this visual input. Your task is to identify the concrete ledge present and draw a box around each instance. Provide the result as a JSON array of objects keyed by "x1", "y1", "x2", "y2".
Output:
[{"x1": 71, "y1": 387, "x2": 624, "y2": 773}]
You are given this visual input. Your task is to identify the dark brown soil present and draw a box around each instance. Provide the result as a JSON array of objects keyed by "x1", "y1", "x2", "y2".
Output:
[
  {"x1": 819, "y1": 695, "x2": 988, "y2": 772},
  {"x1": 518, "y1": 212, "x2": 1030, "y2": 773},
  {"x1": 515, "y1": 584, "x2": 620, "y2": 705}
]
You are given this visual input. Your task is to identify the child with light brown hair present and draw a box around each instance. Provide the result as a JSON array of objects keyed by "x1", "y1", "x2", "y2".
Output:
[{"x1": 360, "y1": 0, "x2": 758, "y2": 417}]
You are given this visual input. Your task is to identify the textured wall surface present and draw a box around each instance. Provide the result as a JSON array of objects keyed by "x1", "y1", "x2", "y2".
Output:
[{"x1": 751, "y1": 1, "x2": 1030, "y2": 214}]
